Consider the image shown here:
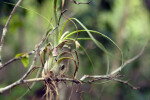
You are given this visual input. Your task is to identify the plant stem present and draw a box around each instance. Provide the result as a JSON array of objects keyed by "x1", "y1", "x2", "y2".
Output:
[{"x1": 54, "y1": 0, "x2": 59, "y2": 46}]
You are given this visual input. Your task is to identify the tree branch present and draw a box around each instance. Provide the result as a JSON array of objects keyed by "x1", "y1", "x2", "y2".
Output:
[
  {"x1": 0, "y1": 0, "x2": 24, "y2": 66},
  {"x1": 110, "y1": 41, "x2": 147, "y2": 75},
  {"x1": 72, "y1": 0, "x2": 91, "y2": 5},
  {"x1": 0, "y1": 50, "x2": 35, "y2": 70},
  {"x1": 0, "y1": 74, "x2": 138, "y2": 93},
  {"x1": 113, "y1": 79, "x2": 139, "y2": 90},
  {"x1": 0, "y1": 77, "x2": 80, "y2": 93}
]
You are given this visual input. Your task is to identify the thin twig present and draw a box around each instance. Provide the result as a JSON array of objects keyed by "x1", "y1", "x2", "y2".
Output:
[
  {"x1": 57, "y1": 9, "x2": 68, "y2": 26},
  {"x1": 72, "y1": 0, "x2": 91, "y2": 5},
  {"x1": 0, "y1": 77, "x2": 80, "y2": 93},
  {"x1": 85, "y1": 75, "x2": 118, "y2": 83},
  {"x1": 0, "y1": 50, "x2": 34, "y2": 70},
  {"x1": 80, "y1": 75, "x2": 110, "y2": 81},
  {"x1": 0, "y1": 0, "x2": 24, "y2": 65},
  {"x1": 111, "y1": 41, "x2": 147, "y2": 75},
  {"x1": 74, "y1": 50, "x2": 79, "y2": 78},
  {"x1": 80, "y1": 74, "x2": 138, "y2": 90},
  {"x1": 0, "y1": 78, "x2": 44, "y2": 93},
  {"x1": 113, "y1": 79, "x2": 139, "y2": 90}
]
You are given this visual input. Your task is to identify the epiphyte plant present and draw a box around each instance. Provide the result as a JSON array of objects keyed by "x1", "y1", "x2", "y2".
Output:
[{"x1": 0, "y1": 0, "x2": 143, "y2": 100}]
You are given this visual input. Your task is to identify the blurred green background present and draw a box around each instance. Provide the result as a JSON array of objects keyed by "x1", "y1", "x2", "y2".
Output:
[{"x1": 0, "y1": 0, "x2": 150, "y2": 100}]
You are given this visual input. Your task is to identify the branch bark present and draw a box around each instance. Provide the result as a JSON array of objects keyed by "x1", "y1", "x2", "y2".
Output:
[{"x1": 0, "y1": 77, "x2": 80, "y2": 93}]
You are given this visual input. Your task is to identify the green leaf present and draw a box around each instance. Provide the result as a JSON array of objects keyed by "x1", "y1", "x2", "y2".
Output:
[
  {"x1": 71, "y1": 18, "x2": 124, "y2": 70},
  {"x1": 15, "y1": 53, "x2": 29, "y2": 68},
  {"x1": 57, "y1": 57, "x2": 74, "y2": 63},
  {"x1": 59, "y1": 20, "x2": 69, "y2": 41},
  {"x1": 3, "y1": 2, "x2": 53, "y2": 27},
  {"x1": 15, "y1": 53, "x2": 24, "y2": 58},
  {"x1": 21, "y1": 56, "x2": 29, "y2": 68}
]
